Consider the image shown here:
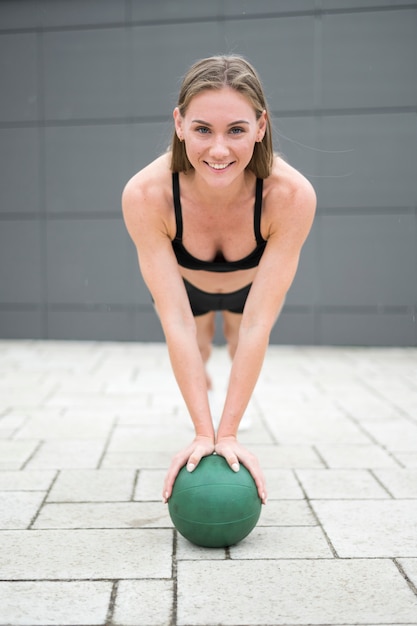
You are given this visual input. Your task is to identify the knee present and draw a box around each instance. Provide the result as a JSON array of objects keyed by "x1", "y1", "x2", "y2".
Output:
[
  {"x1": 223, "y1": 317, "x2": 239, "y2": 359},
  {"x1": 198, "y1": 339, "x2": 212, "y2": 364},
  {"x1": 196, "y1": 315, "x2": 216, "y2": 362}
]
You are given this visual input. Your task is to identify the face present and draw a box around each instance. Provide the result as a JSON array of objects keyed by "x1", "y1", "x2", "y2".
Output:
[{"x1": 174, "y1": 87, "x2": 266, "y2": 183}]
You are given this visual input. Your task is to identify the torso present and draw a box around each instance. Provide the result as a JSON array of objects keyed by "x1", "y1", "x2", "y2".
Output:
[{"x1": 133, "y1": 152, "x2": 302, "y2": 294}]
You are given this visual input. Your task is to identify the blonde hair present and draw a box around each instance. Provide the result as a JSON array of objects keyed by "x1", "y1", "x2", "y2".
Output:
[{"x1": 170, "y1": 55, "x2": 274, "y2": 179}]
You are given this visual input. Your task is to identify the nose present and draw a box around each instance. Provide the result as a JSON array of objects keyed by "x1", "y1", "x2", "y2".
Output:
[{"x1": 209, "y1": 134, "x2": 230, "y2": 159}]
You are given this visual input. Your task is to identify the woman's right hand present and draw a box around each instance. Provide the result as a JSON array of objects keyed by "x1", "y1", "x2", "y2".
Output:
[
  {"x1": 162, "y1": 435, "x2": 215, "y2": 503},
  {"x1": 215, "y1": 435, "x2": 267, "y2": 504}
]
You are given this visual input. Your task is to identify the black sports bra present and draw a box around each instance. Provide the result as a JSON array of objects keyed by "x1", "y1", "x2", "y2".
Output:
[{"x1": 171, "y1": 172, "x2": 267, "y2": 272}]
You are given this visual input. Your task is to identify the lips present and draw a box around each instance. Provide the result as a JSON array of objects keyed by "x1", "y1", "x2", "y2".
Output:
[{"x1": 205, "y1": 161, "x2": 233, "y2": 170}]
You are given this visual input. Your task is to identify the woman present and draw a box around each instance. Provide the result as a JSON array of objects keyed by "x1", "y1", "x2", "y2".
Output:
[{"x1": 122, "y1": 55, "x2": 316, "y2": 505}]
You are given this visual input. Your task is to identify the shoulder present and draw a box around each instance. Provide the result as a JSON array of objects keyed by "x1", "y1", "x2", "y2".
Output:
[
  {"x1": 122, "y1": 152, "x2": 172, "y2": 214},
  {"x1": 265, "y1": 155, "x2": 316, "y2": 212},
  {"x1": 122, "y1": 153, "x2": 174, "y2": 238},
  {"x1": 262, "y1": 155, "x2": 316, "y2": 238}
]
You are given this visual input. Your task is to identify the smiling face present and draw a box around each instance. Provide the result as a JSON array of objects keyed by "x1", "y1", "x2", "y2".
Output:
[{"x1": 173, "y1": 87, "x2": 267, "y2": 184}]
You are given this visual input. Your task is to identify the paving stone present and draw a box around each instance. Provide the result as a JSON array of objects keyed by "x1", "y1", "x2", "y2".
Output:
[
  {"x1": 117, "y1": 407, "x2": 181, "y2": 425},
  {"x1": 0, "y1": 580, "x2": 111, "y2": 626},
  {"x1": 373, "y1": 468, "x2": 417, "y2": 497},
  {"x1": 0, "y1": 428, "x2": 16, "y2": 438},
  {"x1": 33, "y1": 501, "x2": 172, "y2": 529},
  {"x1": 176, "y1": 534, "x2": 227, "y2": 560},
  {"x1": 0, "y1": 387, "x2": 53, "y2": 408},
  {"x1": 259, "y1": 397, "x2": 344, "y2": 420},
  {"x1": 296, "y1": 469, "x2": 389, "y2": 499},
  {"x1": 394, "y1": 451, "x2": 417, "y2": 468},
  {"x1": 263, "y1": 411, "x2": 372, "y2": 445},
  {"x1": 101, "y1": 450, "x2": 174, "y2": 469},
  {"x1": 148, "y1": 393, "x2": 187, "y2": 410},
  {"x1": 229, "y1": 526, "x2": 333, "y2": 559},
  {"x1": 1, "y1": 341, "x2": 417, "y2": 626},
  {"x1": 47, "y1": 469, "x2": 136, "y2": 502},
  {"x1": 258, "y1": 500, "x2": 316, "y2": 526},
  {"x1": 107, "y1": 425, "x2": 188, "y2": 452},
  {"x1": 0, "y1": 440, "x2": 40, "y2": 470},
  {"x1": 51, "y1": 375, "x2": 108, "y2": 392},
  {"x1": 334, "y1": 394, "x2": 405, "y2": 422},
  {"x1": 15, "y1": 414, "x2": 115, "y2": 440},
  {"x1": 0, "y1": 470, "x2": 56, "y2": 491},
  {"x1": 312, "y1": 500, "x2": 417, "y2": 557},
  {"x1": 0, "y1": 492, "x2": 45, "y2": 529},
  {"x1": 250, "y1": 444, "x2": 325, "y2": 468},
  {"x1": 44, "y1": 392, "x2": 150, "y2": 410},
  {"x1": 0, "y1": 415, "x2": 27, "y2": 438},
  {"x1": 134, "y1": 469, "x2": 167, "y2": 500},
  {"x1": 361, "y1": 419, "x2": 417, "y2": 451},
  {"x1": 262, "y1": 469, "x2": 305, "y2": 499},
  {"x1": 25, "y1": 440, "x2": 105, "y2": 469},
  {"x1": 6, "y1": 407, "x2": 64, "y2": 419},
  {"x1": 315, "y1": 443, "x2": 399, "y2": 468},
  {"x1": 113, "y1": 580, "x2": 173, "y2": 626},
  {"x1": 0, "y1": 529, "x2": 172, "y2": 580},
  {"x1": 397, "y1": 558, "x2": 417, "y2": 590},
  {"x1": 177, "y1": 559, "x2": 417, "y2": 625},
  {"x1": 238, "y1": 424, "x2": 276, "y2": 445}
]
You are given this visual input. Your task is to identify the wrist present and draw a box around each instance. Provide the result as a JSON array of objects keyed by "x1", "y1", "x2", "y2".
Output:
[
  {"x1": 195, "y1": 431, "x2": 215, "y2": 442},
  {"x1": 215, "y1": 433, "x2": 237, "y2": 444},
  {"x1": 193, "y1": 416, "x2": 215, "y2": 440}
]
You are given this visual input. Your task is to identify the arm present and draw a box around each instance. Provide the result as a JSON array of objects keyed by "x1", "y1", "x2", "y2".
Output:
[
  {"x1": 122, "y1": 172, "x2": 215, "y2": 500},
  {"x1": 215, "y1": 173, "x2": 316, "y2": 500}
]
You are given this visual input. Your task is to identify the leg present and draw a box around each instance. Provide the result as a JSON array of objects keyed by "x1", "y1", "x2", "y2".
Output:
[
  {"x1": 194, "y1": 311, "x2": 216, "y2": 389},
  {"x1": 222, "y1": 310, "x2": 243, "y2": 360}
]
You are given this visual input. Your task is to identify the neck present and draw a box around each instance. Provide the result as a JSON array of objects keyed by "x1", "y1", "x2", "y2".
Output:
[{"x1": 184, "y1": 169, "x2": 255, "y2": 207}]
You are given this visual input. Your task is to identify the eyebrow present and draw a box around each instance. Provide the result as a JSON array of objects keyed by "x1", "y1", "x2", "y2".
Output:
[{"x1": 191, "y1": 119, "x2": 250, "y2": 126}]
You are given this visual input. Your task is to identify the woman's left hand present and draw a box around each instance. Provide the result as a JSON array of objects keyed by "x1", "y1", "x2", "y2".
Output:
[
  {"x1": 162, "y1": 435, "x2": 215, "y2": 503},
  {"x1": 215, "y1": 436, "x2": 267, "y2": 504}
]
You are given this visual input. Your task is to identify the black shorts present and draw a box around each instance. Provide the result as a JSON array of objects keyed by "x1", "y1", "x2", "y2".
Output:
[{"x1": 183, "y1": 279, "x2": 252, "y2": 317}]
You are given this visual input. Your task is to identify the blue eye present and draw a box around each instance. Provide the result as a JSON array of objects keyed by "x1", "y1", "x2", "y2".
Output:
[
  {"x1": 230, "y1": 127, "x2": 244, "y2": 134},
  {"x1": 196, "y1": 126, "x2": 210, "y2": 134}
]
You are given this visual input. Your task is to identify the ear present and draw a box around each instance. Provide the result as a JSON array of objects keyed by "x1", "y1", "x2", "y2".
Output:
[
  {"x1": 173, "y1": 107, "x2": 183, "y2": 141},
  {"x1": 257, "y1": 110, "x2": 267, "y2": 141}
]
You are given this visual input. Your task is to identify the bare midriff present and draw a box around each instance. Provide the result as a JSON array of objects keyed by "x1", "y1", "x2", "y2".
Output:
[{"x1": 179, "y1": 266, "x2": 257, "y2": 294}]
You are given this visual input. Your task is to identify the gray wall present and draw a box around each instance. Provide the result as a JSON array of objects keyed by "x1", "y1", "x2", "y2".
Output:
[{"x1": 0, "y1": 0, "x2": 416, "y2": 346}]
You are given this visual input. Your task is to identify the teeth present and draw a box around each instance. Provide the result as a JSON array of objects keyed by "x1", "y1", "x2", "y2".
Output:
[{"x1": 208, "y1": 163, "x2": 229, "y2": 170}]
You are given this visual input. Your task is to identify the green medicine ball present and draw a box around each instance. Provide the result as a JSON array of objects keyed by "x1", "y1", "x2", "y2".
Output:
[{"x1": 168, "y1": 454, "x2": 262, "y2": 548}]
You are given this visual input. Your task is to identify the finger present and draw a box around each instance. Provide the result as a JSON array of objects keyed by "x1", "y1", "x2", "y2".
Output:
[
  {"x1": 224, "y1": 454, "x2": 240, "y2": 473},
  {"x1": 245, "y1": 463, "x2": 267, "y2": 503},
  {"x1": 162, "y1": 473, "x2": 175, "y2": 503},
  {"x1": 237, "y1": 457, "x2": 267, "y2": 504},
  {"x1": 255, "y1": 478, "x2": 267, "y2": 505},
  {"x1": 163, "y1": 444, "x2": 213, "y2": 502},
  {"x1": 218, "y1": 446, "x2": 266, "y2": 503},
  {"x1": 186, "y1": 448, "x2": 210, "y2": 473},
  {"x1": 185, "y1": 437, "x2": 215, "y2": 473},
  {"x1": 252, "y1": 471, "x2": 267, "y2": 504},
  {"x1": 162, "y1": 456, "x2": 186, "y2": 503}
]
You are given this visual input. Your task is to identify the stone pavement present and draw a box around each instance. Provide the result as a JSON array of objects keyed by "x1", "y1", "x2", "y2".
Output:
[{"x1": 0, "y1": 339, "x2": 417, "y2": 626}]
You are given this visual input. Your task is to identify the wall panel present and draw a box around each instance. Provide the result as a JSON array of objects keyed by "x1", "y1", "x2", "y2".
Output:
[{"x1": 0, "y1": 2, "x2": 415, "y2": 345}]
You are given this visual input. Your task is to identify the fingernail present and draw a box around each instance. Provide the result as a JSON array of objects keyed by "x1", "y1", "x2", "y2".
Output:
[
  {"x1": 232, "y1": 463, "x2": 239, "y2": 472},
  {"x1": 187, "y1": 463, "x2": 195, "y2": 472}
]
